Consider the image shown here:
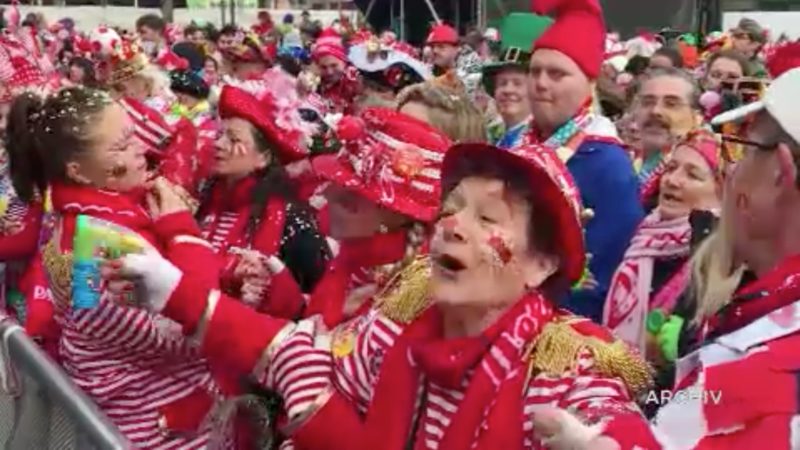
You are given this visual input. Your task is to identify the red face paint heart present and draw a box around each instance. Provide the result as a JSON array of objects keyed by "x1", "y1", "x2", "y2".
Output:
[{"x1": 488, "y1": 234, "x2": 512, "y2": 265}]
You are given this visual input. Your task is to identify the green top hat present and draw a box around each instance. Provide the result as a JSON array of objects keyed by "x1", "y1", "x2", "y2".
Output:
[{"x1": 482, "y1": 13, "x2": 553, "y2": 95}]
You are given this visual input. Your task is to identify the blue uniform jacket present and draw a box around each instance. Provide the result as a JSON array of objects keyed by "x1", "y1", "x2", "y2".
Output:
[{"x1": 561, "y1": 139, "x2": 644, "y2": 323}]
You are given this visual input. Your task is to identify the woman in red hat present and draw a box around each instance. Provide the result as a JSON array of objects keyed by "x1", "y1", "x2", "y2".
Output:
[
  {"x1": 4, "y1": 86, "x2": 228, "y2": 448},
  {"x1": 301, "y1": 107, "x2": 452, "y2": 327},
  {"x1": 198, "y1": 85, "x2": 329, "y2": 318},
  {"x1": 109, "y1": 140, "x2": 659, "y2": 450}
]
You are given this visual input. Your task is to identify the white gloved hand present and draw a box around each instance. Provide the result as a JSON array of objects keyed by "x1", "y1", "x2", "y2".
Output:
[
  {"x1": 119, "y1": 250, "x2": 183, "y2": 314},
  {"x1": 530, "y1": 406, "x2": 617, "y2": 450}
]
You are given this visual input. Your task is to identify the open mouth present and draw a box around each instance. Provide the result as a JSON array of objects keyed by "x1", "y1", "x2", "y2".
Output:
[
  {"x1": 434, "y1": 253, "x2": 467, "y2": 273},
  {"x1": 661, "y1": 191, "x2": 682, "y2": 203}
]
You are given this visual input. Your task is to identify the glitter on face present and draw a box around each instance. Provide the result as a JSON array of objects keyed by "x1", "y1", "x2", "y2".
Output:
[{"x1": 480, "y1": 230, "x2": 514, "y2": 269}]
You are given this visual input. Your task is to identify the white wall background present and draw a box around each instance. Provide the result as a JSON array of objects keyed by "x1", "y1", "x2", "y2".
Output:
[{"x1": 723, "y1": 11, "x2": 800, "y2": 40}]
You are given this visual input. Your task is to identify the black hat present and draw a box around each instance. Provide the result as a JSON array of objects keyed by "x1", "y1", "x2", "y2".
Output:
[{"x1": 170, "y1": 70, "x2": 210, "y2": 99}]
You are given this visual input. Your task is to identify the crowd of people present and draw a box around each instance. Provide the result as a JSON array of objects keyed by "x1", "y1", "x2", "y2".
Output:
[{"x1": 2, "y1": 0, "x2": 800, "y2": 448}]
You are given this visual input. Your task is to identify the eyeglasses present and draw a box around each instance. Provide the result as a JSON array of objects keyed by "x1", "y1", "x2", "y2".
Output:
[{"x1": 720, "y1": 134, "x2": 776, "y2": 151}]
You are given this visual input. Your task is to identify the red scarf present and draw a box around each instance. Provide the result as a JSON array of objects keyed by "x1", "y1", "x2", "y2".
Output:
[
  {"x1": 709, "y1": 254, "x2": 800, "y2": 336},
  {"x1": 305, "y1": 231, "x2": 408, "y2": 327},
  {"x1": 201, "y1": 176, "x2": 287, "y2": 256},
  {"x1": 50, "y1": 183, "x2": 155, "y2": 250},
  {"x1": 604, "y1": 210, "x2": 691, "y2": 352},
  {"x1": 359, "y1": 292, "x2": 555, "y2": 450}
]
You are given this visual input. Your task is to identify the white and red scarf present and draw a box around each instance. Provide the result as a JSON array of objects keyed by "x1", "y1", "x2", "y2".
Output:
[{"x1": 604, "y1": 210, "x2": 692, "y2": 353}]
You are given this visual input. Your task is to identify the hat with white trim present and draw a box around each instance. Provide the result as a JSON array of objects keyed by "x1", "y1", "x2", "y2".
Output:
[{"x1": 312, "y1": 108, "x2": 453, "y2": 222}]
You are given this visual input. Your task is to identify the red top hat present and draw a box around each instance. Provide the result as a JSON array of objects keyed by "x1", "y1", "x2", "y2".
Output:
[
  {"x1": 426, "y1": 23, "x2": 459, "y2": 46},
  {"x1": 217, "y1": 85, "x2": 309, "y2": 164},
  {"x1": 442, "y1": 143, "x2": 586, "y2": 284},
  {"x1": 312, "y1": 108, "x2": 452, "y2": 223},
  {"x1": 531, "y1": 0, "x2": 606, "y2": 79}
]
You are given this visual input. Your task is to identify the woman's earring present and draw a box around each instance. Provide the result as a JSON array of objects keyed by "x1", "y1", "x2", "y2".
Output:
[{"x1": 378, "y1": 224, "x2": 389, "y2": 234}]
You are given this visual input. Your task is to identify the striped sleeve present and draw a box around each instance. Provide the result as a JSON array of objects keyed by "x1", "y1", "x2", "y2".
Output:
[
  {"x1": 523, "y1": 349, "x2": 658, "y2": 449},
  {"x1": 72, "y1": 297, "x2": 199, "y2": 359},
  {"x1": 330, "y1": 311, "x2": 403, "y2": 413}
]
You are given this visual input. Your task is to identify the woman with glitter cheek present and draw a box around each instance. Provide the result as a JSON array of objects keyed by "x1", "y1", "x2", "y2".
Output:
[
  {"x1": 4, "y1": 87, "x2": 230, "y2": 448},
  {"x1": 196, "y1": 85, "x2": 329, "y2": 318}
]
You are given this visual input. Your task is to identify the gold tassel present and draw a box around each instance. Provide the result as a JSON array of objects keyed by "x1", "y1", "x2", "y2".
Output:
[
  {"x1": 529, "y1": 318, "x2": 653, "y2": 397},
  {"x1": 374, "y1": 256, "x2": 432, "y2": 324}
]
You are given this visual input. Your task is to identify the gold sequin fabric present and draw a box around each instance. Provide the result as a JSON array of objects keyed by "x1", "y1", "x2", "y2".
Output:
[{"x1": 42, "y1": 237, "x2": 74, "y2": 312}]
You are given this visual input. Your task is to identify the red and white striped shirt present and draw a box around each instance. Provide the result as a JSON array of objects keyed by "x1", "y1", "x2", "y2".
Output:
[
  {"x1": 272, "y1": 308, "x2": 642, "y2": 450},
  {"x1": 46, "y1": 232, "x2": 221, "y2": 449}
]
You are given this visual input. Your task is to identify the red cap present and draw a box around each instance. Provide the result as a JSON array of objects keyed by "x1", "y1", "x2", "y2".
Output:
[
  {"x1": 312, "y1": 108, "x2": 452, "y2": 223},
  {"x1": 312, "y1": 28, "x2": 346, "y2": 62},
  {"x1": 426, "y1": 24, "x2": 459, "y2": 46},
  {"x1": 531, "y1": 0, "x2": 606, "y2": 79},
  {"x1": 218, "y1": 86, "x2": 308, "y2": 164},
  {"x1": 118, "y1": 97, "x2": 173, "y2": 156},
  {"x1": 443, "y1": 143, "x2": 586, "y2": 283}
]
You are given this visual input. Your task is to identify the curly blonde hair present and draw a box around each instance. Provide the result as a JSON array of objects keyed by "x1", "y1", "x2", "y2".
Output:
[{"x1": 396, "y1": 82, "x2": 486, "y2": 143}]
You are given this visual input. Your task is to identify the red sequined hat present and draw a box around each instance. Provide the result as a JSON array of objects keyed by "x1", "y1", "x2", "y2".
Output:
[
  {"x1": 312, "y1": 28, "x2": 346, "y2": 62},
  {"x1": 312, "y1": 107, "x2": 453, "y2": 223},
  {"x1": 442, "y1": 143, "x2": 586, "y2": 283},
  {"x1": 217, "y1": 85, "x2": 309, "y2": 164}
]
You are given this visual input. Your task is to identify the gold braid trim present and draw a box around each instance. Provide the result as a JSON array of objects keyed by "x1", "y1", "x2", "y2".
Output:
[
  {"x1": 373, "y1": 256, "x2": 432, "y2": 324},
  {"x1": 529, "y1": 318, "x2": 653, "y2": 398},
  {"x1": 42, "y1": 238, "x2": 74, "y2": 311}
]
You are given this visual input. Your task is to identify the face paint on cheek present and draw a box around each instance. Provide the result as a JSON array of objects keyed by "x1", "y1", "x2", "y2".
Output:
[{"x1": 480, "y1": 231, "x2": 513, "y2": 269}]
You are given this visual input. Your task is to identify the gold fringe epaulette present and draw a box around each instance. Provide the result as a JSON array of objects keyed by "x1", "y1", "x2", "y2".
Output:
[
  {"x1": 374, "y1": 256, "x2": 432, "y2": 324},
  {"x1": 42, "y1": 238, "x2": 74, "y2": 310},
  {"x1": 528, "y1": 317, "x2": 653, "y2": 397}
]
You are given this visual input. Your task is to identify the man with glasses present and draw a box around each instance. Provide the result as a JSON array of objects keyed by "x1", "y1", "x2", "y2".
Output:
[
  {"x1": 632, "y1": 68, "x2": 702, "y2": 206},
  {"x1": 653, "y1": 67, "x2": 800, "y2": 449}
]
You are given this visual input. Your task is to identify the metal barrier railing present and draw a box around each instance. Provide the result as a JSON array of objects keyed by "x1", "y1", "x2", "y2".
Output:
[{"x1": 0, "y1": 319, "x2": 130, "y2": 450}]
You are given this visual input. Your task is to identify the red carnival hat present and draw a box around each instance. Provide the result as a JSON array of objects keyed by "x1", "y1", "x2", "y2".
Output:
[
  {"x1": 118, "y1": 97, "x2": 173, "y2": 155},
  {"x1": 313, "y1": 107, "x2": 453, "y2": 223},
  {"x1": 0, "y1": 33, "x2": 49, "y2": 103},
  {"x1": 531, "y1": 0, "x2": 606, "y2": 79},
  {"x1": 108, "y1": 39, "x2": 149, "y2": 85},
  {"x1": 426, "y1": 23, "x2": 459, "y2": 46},
  {"x1": 442, "y1": 143, "x2": 586, "y2": 283},
  {"x1": 155, "y1": 49, "x2": 190, "y2": 71},
  {"x1": 118, "y1": 97, "x2": 201, "y2": 198},
  {"x1": 217, "y1": 85, "x2": 308, "y2": 164},
  {"x1": 312, "y1": 28, "x2": 346, "y2": 62}
]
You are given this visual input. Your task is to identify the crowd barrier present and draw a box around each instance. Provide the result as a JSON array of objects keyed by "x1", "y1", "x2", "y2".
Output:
[{"x1": 0, "y1": 319, "x2": 130, "y2": 450}]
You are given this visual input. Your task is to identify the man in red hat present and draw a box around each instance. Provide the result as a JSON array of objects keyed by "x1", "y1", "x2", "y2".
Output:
[
  {"x1": 312, "y1": 28, "x2": 360, "y2": 114},
  {"x1": 426, "y1": 23, "x2": 482, "y2": 100},
  {"x1": 523, "y1": 0, "x2": 644, "y2": 323}
]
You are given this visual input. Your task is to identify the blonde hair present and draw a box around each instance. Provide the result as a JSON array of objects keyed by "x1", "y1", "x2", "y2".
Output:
[
  {"x1": 396, "y1": 82, "x2": 486, "y2": 142},
  {"x1": 690, "y1": 200, "x2": 746, "y2": 324}
]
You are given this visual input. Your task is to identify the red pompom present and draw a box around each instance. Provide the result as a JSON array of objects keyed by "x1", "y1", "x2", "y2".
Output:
[{"x1": 337, "y1": 116, "x2": 366, "y2": 141}]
